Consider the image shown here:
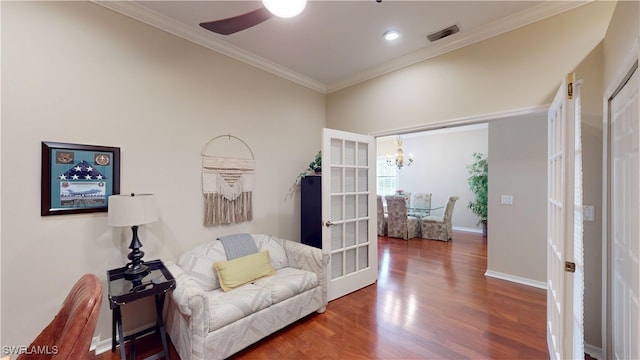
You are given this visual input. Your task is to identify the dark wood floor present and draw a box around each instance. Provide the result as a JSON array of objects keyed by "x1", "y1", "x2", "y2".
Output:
[{"x1": 96, "y1": 231, "x2": 548, "y2": 359}]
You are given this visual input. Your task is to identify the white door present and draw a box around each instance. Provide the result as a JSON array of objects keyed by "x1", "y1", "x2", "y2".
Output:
[
  {"x1": 322, "y1": 128, "x2": 378, "y2": 301},
  {"x1": 547, "y1": 73, "x2": 585, "y2": 360},
  {"x1": 609, "y1": 66, "x2": 639, "y2": 360}
]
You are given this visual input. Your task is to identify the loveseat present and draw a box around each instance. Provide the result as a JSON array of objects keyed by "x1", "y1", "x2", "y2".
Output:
[{"x1": 164, "y1": 233, "x2": 329, "y2": 360}]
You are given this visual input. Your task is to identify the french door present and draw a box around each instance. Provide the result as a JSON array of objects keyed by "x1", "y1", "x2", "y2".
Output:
[
  {"x1": 321, "y1": 128, "x2": 378, "y2": 301},
  {"x1": 609, "y1": 65, "x2": 639, "y2": 360},
  {"x1": 547, "y1": 73, "x2": 585, "y2": 360}
]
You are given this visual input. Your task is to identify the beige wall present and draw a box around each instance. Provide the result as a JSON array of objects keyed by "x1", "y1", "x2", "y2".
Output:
[
  {"x1": 575, "y1": 42, "x2": 605, "y2": 350},
  {"x1": 1, "y1": 1, "x2": 325, "y2": 351},
  {"x1": 582, "y1": 121, "x2": 604, "y2": 349},
  {"x1": 326, "y1": 1, "x2": 615, "y2": 134},
  {"x1": 603, "y1": 1, "x2": 640, "y2": 88},
  {"x1": 487, "y1": 113, "x2": 547, "y2": 283}
]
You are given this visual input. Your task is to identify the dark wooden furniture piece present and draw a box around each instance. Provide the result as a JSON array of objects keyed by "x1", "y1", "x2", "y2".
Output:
[
  {"x1": 301, "y1": 175, "x2": 322, "y2": 248},
  {"x1": 107, "y1": 259, "x2": 175, "y2": 360}
]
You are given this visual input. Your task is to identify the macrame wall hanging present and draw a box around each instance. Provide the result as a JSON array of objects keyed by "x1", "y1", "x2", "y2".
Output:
[{"x1": 201, "y1": 135, "x2": 255, "y2": 226}]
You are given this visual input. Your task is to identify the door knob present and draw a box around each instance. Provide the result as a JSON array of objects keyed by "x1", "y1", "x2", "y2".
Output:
[{"x1": 324, "y1": 221, "x2": 335, "y2": 227}]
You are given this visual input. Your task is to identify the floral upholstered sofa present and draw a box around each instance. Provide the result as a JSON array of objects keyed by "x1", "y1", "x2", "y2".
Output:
[{"x1": 164, "y1": 233, "x2": 329, "y2": 360}]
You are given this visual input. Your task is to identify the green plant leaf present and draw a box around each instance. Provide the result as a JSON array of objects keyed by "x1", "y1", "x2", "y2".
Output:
[
  {"x1": 295, "y1": 150, "x2": 322, "y2": 183},
  {"x1": 467, "y1": 152, "x2": 488, "y2": 223}
]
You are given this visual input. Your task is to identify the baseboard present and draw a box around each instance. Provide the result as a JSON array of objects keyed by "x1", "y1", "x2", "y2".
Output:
[
  {"x1": 452, "y1": 226, "x2": 483, "y2": 234},
  {"x1": 484, "y1": 270, "x2": 547, "y2": 289},
  {"x1": 585, "y1": 343, "x2": 603, "y2": 359},
  {"x1": 93, "y1": 337, "x2": 112, "y2": 356},
  {"x1": 92, "y1": 322, "x2": 158, "y2": 355},
  {"x1": 90, "y1": 336, "x2": 101, "y2": 352}
]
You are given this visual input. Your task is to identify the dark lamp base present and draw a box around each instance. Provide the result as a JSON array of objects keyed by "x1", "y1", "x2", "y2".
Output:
[
  {"x1": 124, "y1": 263, "x2": 149, "y2": 281},
  {"x1": 124, "y1": 225, "x2": 149, "y2": 281}
]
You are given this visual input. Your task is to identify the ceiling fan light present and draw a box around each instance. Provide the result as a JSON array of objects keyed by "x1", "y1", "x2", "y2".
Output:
[{"x1": 262, "y1": 0, "x2": 307, "y2": 18}]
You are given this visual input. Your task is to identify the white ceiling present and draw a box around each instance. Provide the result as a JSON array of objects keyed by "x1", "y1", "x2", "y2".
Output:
[{"x1": 96, "y1": 1, "x2": 586, "y2": 93}]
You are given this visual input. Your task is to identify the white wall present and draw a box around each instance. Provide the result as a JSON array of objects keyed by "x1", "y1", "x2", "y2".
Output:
[
  {"x1": 1, "y1": 1, "x2": 325, "y2": 351},
  {"x1": 377, "y1": 125, "x2": 488, "y2": 231}
]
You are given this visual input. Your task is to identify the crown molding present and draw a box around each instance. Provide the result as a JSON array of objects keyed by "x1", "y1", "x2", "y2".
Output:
[
  {"x1": 92, "y1": 1, "x2": 327, "y2": 93},
  {"x1": 327, "y1": 1, "x2": 590, "y2": 92},
  {"x1": 93, "y1": 1, "x2": 588, "y2": 95}
]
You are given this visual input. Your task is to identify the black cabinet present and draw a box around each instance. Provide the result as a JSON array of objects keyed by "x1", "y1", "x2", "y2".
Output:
[{"x1": 301, "y1": 175, "x2": 322, "y2": 249}]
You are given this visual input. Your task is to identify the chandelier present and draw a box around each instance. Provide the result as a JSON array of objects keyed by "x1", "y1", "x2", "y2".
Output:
[{"x1": 386, "y1": 136, "x2": 414, "y2": 169}]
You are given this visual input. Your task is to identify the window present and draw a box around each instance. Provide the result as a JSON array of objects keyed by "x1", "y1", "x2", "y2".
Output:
[{"x1": 376, "y1": 157, "x2": 397, "y2": 196}]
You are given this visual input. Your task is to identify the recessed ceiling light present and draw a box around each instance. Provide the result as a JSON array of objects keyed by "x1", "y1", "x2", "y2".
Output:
[{"x1": 384, "y1": 30, "x2": 400, "y2": 41}]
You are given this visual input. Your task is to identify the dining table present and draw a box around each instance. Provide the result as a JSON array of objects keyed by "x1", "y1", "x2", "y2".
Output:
[{"x1": 407, "y1": 205, "x2": 444, "y2": 219}]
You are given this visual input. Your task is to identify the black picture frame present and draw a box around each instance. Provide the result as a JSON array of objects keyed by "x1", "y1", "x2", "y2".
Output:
[{"x1": 41, "y1": 141, "x2": 121, "y2": 216}]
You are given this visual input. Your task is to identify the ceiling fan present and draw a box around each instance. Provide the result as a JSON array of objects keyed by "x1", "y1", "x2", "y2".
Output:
[
  {"x1": 200, "y1": 0, "x2": 383, "y2": 35},
  {"x1": 199, "y1": 0, "x2": 307, "y2": 35}
]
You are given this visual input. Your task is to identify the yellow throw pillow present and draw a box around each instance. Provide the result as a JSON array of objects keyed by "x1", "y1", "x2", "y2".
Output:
[{"x1": 214, "y1": 251, "x2": 275, "y2": 292}]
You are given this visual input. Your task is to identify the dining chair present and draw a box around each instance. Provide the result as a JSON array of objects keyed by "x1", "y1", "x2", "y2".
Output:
[
  {"x1": 420, "y1": 195, "x2": 459, "y2": 241},
  {"x1": 385, "y1": 195, "x2": 420, "y2": 240},
  {"x1": 402, "y1": 192, "x2": 411, "y2": 208},
  {"x1": 17, "y1": 273, "x2": 103, "y2": 360},
  {"x1": 412, "y1": 193, "x2": 432, "y2": 211},
  {"x1": 377, "y1": 195, "x2": 388, "y2": 236}
]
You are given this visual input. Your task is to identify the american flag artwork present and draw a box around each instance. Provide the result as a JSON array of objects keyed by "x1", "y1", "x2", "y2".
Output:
[
  {"x1": 57, "y1": 160, "x2": 108, "y2": 206},
  {"x1": 58, "y1": 160, "x2": 107, "y2": 181}
]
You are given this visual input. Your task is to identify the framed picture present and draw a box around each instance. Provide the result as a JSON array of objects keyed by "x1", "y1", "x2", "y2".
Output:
[{"x1": 41, "y1": 141, "x2": 120, "y2": 216}]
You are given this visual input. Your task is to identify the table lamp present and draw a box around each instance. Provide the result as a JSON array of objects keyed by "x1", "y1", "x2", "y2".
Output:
[{"x1": 108, "y1": 193, "x2": 159, "y2": 280}]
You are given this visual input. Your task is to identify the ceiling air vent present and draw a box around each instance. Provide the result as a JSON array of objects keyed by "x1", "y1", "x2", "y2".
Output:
[{"x1": 427, "y1": 24, "x2": 460, "y2": 42}]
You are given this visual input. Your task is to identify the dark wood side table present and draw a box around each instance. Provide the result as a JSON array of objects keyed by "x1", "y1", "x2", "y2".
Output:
[{"x1": 107, "y1": 259, "x2": 176, "y2": 360}]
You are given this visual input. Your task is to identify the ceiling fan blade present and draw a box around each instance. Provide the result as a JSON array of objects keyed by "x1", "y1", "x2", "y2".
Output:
[{"x1": 200, "y1": 7, "x2": 273, "y2": 35}]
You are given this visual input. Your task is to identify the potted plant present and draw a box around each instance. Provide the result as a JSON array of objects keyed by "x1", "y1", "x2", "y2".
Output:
[
  {"x1": 309, "y1": 150, "x2": 322, "y2": 174},
  {"x1": 296, "y1": 150, "x2": 322, "y2": 183},
  {"x1": 467, "y1": 152, "x2": 488, "y2": 236}
]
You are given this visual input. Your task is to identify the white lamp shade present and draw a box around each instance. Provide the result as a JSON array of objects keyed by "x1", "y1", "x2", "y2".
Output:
[
  {"x1": 108, "y1": 193, "x2": 159, "y2": 227},
  {"x1": 262, "y1": 0, "x2": 306, "y2": 18}
]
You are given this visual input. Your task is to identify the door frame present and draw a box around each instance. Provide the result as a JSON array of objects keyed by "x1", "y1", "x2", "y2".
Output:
[{"x1": 601, "y1": 38, "x2": 639, "y2": 359}]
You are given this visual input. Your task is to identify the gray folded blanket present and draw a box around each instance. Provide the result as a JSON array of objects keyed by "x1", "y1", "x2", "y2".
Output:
[{"x1": 217, "y1": 233, "x2": 258, "y2": 260}]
